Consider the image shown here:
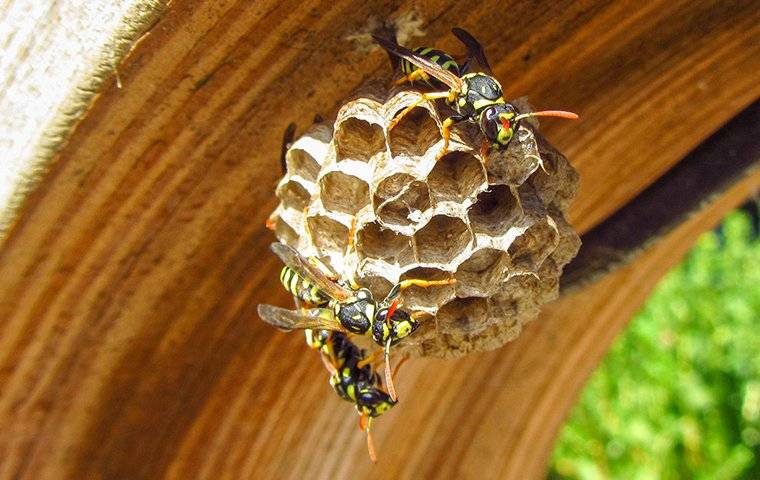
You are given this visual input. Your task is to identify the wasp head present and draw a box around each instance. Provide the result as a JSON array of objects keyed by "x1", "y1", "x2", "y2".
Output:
[
  {"x1": 356, "y1": 385, "x2": 397, "y2": 417},
  {"x1": 371, "y1": 307, "x2": 419, "y2": 346},
  {"x1": 479, "y1": 103, "x2": 519, "y2": 150}
]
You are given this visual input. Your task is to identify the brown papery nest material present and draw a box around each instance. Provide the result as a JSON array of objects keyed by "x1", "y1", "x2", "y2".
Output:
[{"x1": 268, "y1": 85, "x2": 580, "y2": 358}]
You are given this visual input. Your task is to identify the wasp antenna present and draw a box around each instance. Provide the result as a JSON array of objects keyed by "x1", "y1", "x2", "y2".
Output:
[
  {"x1": 515, "y1": 110, "x2": 579, "y2": 121},
  {"x1": 384, "y1": 339, "x2": 398, "y2": 401},
  {"x1": 364, "y1": 416, "x2": 377, "y2": 463}
]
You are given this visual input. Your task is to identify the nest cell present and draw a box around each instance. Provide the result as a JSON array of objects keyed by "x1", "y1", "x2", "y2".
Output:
[
  {"x1": 398, "y1": 266, "x2": 456, "y2": 309},
  {"x1": 436, "y1": 297, "x2": 488, "y2": 334},
  {"x1": 272, "y1": 216, "x2": 299, "y2": 248},
  {"x1": 306, "y1": 215, "x2": 349, "y2": 255},
  {"x1": 413, "y1": 215, "x2": 471, "y2": 264},
  {"x1": 319, "y1": 171, "x2": 370, "y2": 216},
  {"x1": 388, "y1": 106, "x2": 440, "y2": 158},
  {"x1": 335, "y1": 118, "x2": 385, "y2": 163},
  {"x1": 427, "y1": 151, "x2": 487, "y2": 204},
  {"x1": 508, "y1": 221, "x2": 559, "y2": 271},
  {"x1": 277, "y1": 179, "x2": 310, "y2": 210},
  {"x1": 454, "y1": 248, "x2": 509, "y2": 297},
  {"x1": 374, "y1": 173, "x2": 415, "y2": 202},
  {"x1": 286, "y1": 148, "x2": 321, "y2": 182},
  {"x1": 376, "y1": 181, "x2": 431, "y2": 227},
  {"x1": 356, "y1": 221, "x2": 412, "y2": 264},
  {"x1": 468, "y1": 185, "x2": 522, "y2": 236},
  {"x1": 358, "y1": 274, "x2": 394, "y2": 301}
]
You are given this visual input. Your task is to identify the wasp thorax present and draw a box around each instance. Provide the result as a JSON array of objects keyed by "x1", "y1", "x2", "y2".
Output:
[{"x1": 269, "y1": 86, "x2": 580, "y2": 358}]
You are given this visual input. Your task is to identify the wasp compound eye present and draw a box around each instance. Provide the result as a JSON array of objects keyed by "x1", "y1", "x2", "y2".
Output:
[{"x1": 480, "y1": 107, "x2": 501, "y2": 141}]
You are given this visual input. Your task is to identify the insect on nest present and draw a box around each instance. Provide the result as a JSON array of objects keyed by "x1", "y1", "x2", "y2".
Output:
[{"x1": 259, "y1": 27, "x2": 581, "y2": 461}]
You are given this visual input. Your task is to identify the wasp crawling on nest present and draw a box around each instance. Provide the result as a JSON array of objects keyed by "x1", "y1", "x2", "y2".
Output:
[
  {"x1": 259, "y1": 26, "x2": 582, "y2": 462},
  {"x1": 376, "y1": 27, "x2": 578, "y2": 161}
]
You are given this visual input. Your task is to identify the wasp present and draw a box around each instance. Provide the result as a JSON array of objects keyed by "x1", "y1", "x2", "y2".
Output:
[
  {"x1": 258, "y1": 242, "x2": 454, "y2": 400},
  {"x1": 306, "y1": 329, "x2": 403, "y2": 462},
  {"x1": 374, "y1": 27, "x2": 579, "y2": 161}
]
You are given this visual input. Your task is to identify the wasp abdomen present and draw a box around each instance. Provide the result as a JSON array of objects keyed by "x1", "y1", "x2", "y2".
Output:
[{"x1": 279, "y1": 266, "x2": 330, "y2": 306}]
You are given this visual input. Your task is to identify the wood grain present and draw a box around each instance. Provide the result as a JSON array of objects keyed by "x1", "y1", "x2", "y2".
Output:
[{"x1": 0, "y1": 0, "x2": 758, "y2": 478}]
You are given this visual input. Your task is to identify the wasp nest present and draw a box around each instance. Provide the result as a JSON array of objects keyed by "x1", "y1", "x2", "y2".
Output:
[{"x1": 268, "y1": 87, "x2": 580, "y2": 358}]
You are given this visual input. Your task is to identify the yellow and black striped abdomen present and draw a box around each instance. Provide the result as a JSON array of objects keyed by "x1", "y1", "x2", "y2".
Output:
[
  {"x1": 401, "y1": 47, "x2": 460, "y2": 86},
  {"x1": 279, "y1": 266, "x2": 331, "y2": 306}
]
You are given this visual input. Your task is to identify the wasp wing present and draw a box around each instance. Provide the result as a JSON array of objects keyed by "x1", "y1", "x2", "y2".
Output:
[
  {"x1": 258, "y1": 304, "x2": 344, "y2": 332},
  {"x1": 451, "y1": 27, "x2": 493, "y2": 75},
  {"x1": 270, "y1": 242, "x2": 352, "y2": 301},
  {"x1": 372, "y1": 34, "x2": 464, "y2": 91}
]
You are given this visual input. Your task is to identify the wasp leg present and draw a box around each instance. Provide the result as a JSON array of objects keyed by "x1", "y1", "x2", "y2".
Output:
[
  {"x1": 394, "y1": 69, "x2": 429, "y2": 86},
  {"x1": 384, "y1": 338, "x2": 398, "y2": 401},
  {"x1": 356, "y1": 349, "x2": 383, "y2": 369},
  {"x1": 397, "y1": 277, "x2": 456, "y2": 291},
  {"x1": 437, "y1": 114, "x2": 468, "y2": 161},
  {"x1": 480, "y1": 139, "x2": 491, "y2": 166},
  {"x1": 388, "y1": 91, "x2": 452, "y2": 131}
]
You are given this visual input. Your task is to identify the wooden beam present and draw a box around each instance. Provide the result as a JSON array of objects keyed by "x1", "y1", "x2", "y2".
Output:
[{"x1": 0, "y1": 1, "x2": 758, "y2": 478}]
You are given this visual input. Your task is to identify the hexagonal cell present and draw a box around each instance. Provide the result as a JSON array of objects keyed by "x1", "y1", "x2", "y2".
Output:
[
  {"x1": 319, "y1": 171, "x2": 370, "y2": 216},
  {"x1": 427, "y1": 151, "x2": 487, "y2": 204},
  {"x1": 507, "y1": 221, "x2": 559, "y2": 271},
  {"x1": 286, "y1": 148, "x2": 320, "y2": 182},
  {"x1": 358, "y1": 274, "x2": 394, "y2": 302},
  {"x1": 277, "y1": 179, "x2": 310, "y2": 210},
  {"x1": 376, "y1": 182, "x2": 431, "y2": 228},
  {"x1": 468, "y1": 185, "x2": 522, "y2": 235},
  {"x1": 398, "y1": 266, "x2": 456, "y2": 309},
  {"x1": 454, "y1": 248, "x2": 509, "y2": 297},
  {"x1": 271, "y1": 216, "x2": 299, "y2": 248},
  {"x1": 335, "y1": 118, "x2": 385, "y2": 162},
  {"x1": 374, "y1": 173, "x2": 415, "y2": 203},
  {"x1": 436, "y1": 297, "x2": 488, "y2": 334},
  {"x1": 306, "y1": 215, "x2": 349, "y2": 255},
  {"x1": 388, "y1": 107, "x2": 440, "y2": 157},
  {"x1": 413, "y1": 215, "x2": 471, "y2": 264},
  {"x1": 356, "y1": 221, "x2": 413, "y2": 264}
]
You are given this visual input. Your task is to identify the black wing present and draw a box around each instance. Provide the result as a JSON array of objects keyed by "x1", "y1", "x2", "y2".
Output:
[
  {"x1": 372, "y1": 34, "x2": 463, "y2": 91},
  {"x1": 451, "y1": 27, "x2": 493, "y2": 74},
  {"x1": 270, "y1": 242, "x2": 352, "y2": 301},
  {"x1": 280, "y1": 123, "x2": 297, "y2": 176},
  {"x1": 257, "y1": 304, "x2": 344, "y2": 331}
]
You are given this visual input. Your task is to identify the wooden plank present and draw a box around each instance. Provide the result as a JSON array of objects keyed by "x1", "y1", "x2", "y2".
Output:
[{"x1": 0, "y1": 1, "x2": 758, "y2": 478}]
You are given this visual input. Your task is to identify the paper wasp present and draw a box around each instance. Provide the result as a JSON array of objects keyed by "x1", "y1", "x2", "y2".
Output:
[
  {"x1": 306, "y1": 329, "x2": 405, "y2": 462},
  {"x1": 258, "y1": 242, "x2": 454, "y2": 400},
  {"x1": 374, "y1": 27, "x2": 578, "y2": 160}
]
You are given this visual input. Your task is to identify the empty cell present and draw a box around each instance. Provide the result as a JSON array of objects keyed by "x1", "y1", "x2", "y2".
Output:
[
  {"x1": 508, "y1": 221, "x2": 559, "y2": 271},
  {"x1": 319, "y1": 171, "x2": 370, "y2": 215},
  {"x1": 398, "y1": 266, "x2": 456, "y2": 309},
  {"x1": 427, "y1": 151, "x2": 486, "y2": 203},
  {"x1": 358, "y1": 274, "x2": 393, "y2": 301},
  {"x1": 454, "y1": 248, "x2": 508, "y2": 297},
  {"x1": 272, "y1": 216, "x2": 299, "y2": 248},
  {"x1": 388, "y1": 107, "x2": 440, "y2": 157},
  {"x1": 468, "y1": 185, "x2": 521, "y2": 235},
  {"x1": 435, "y1": 297, "x2": 487, "y2": 334},
  {"x1": 414, "y1": 215, "x2": 471, "y2": 264},
  {"x1": 376, "y1": 182, "x2": 431, "y2": 227},
  {"x1": 374, "y1": 173, "x2": 415, "y2": 203},
  {"x1": 306, "y1": 215, "x2": 349, "y2": 255},
  {"x1": 286, "y1": 148, "x2": 320, "y2": 182},
  {"x1": 356, "y1": 221, "x2": 411, "y2": 263},
  {"x1": 335, "y1": 118, "x2": 385, "y2": 162},
  {"x1": 277, "y1": 180, "x2": 310, "y2": 210}
]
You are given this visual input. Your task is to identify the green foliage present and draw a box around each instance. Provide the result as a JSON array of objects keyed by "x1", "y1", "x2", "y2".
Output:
[{"x1": 550, "y1": 209, "x2": 760, "y2": 479}]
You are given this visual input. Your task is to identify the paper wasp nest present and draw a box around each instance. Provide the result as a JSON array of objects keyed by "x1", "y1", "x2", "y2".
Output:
[{"x1": 268, "y1": 87, "x2": 580, "y2": 358}]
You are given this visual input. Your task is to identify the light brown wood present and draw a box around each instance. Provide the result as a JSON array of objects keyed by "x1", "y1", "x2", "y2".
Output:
[{"x1": 0, "y1": 1, "x2": 758, "y2": 478}]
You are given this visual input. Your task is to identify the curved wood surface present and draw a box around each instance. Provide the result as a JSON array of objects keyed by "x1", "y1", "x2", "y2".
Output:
[{"x1": 1, "y1": 1, "x2": 758, "y2": 478}]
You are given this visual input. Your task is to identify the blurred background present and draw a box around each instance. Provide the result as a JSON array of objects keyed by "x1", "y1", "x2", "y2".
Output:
[{"x1": 551, "y1": 201, "x2": 760, "y2": 479}]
